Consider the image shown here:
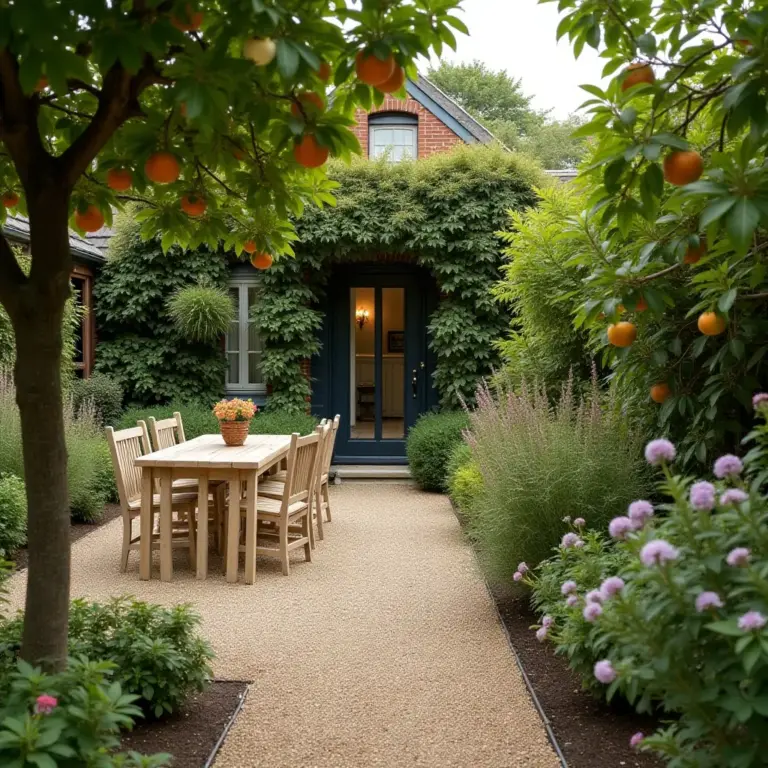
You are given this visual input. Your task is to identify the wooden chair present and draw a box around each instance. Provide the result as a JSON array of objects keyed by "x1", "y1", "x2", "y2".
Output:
[
  {"x1": 315, "y1": 414, "x2": 340, "y2": 535},
  {"x1": 239, "y1": 430, "x2": 321, "y2": 576},
  {"x1": 105, "y1": 424, "x2": 198, "y2": 573}
]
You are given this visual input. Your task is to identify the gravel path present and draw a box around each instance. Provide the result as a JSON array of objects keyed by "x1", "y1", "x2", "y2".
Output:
[{"x1": 5, "y1": 483, "x2": 556, "y2": 767}]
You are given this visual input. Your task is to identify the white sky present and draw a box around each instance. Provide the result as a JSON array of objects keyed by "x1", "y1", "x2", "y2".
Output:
[{"x1": 425, "y1": 0, "x2": 607, "y2": 119}]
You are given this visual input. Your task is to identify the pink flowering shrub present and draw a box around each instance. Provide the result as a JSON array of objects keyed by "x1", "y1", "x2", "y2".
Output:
[{"x1": 528, "y1": 402, "x2": 768, "y2": 767}]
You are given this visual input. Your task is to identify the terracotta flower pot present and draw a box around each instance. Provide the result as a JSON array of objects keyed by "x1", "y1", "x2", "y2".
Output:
[{"x1": 219, "y1": 419, "x2": 250, "y2": 446}]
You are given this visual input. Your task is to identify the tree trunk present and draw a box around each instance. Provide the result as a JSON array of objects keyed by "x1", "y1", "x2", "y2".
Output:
[{"x1": 13, "y1": 191, "x2": 73, "y2": 671}]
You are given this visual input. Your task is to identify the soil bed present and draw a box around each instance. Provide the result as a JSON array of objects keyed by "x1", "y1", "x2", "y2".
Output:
[
  {"x1": 493, "y1": 588, "x2": 661, "y2": 768},
  {"x1": 11, "y1": 503, "x2": 121, "y2": 572},
  {"x1": 121, "y1": 681, "x2": 247, "y2": 767}
]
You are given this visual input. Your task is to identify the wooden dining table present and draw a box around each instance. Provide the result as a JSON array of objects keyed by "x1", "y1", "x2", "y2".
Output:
[{"x1": 134, "y1": 433, "x2": 292, "y2": 584}]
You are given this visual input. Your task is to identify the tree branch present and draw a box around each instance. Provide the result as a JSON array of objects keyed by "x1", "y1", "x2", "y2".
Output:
[
  {"x1": 634, "y1": 263, "x2": 681, "y2": 284},
  {"x1": 739, "y1": 291, "x2": 768, "y2": 301},
  {"x1": 198, "y1": 161, "x2": 246, "y2": 200}
]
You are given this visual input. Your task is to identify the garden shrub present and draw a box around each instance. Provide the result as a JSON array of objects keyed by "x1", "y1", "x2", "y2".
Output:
[
  {"x1": 466, "y1": 372, "x2": 650, "y2": 580},
  {"x1": 406, "y1": 410, "x2": 470, "y2": 492},
  {"x1": 446, "y1": 442, "x2": 484, "y2": 514},
  {"x1": 523, "y1": 396, "x2": 768, "y2": 766},
  {"x1": 71, "y1": 372, "x2": 124, "y2": 426},
  {"x1": 0, "y1": 657, "x2": 169, "y2": 767},
  {"x1": 0, "y1": 597, "x2": 213, "y2": 719},
  {"x1": 0, "y1": 474, "x2": 26, "y2": 558},
  {"x1": 167, "y1": 280, "x2": 235, "y2": 343}
]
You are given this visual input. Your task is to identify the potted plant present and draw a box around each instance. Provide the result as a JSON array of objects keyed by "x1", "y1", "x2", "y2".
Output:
[{"x1": 212, "y1": 398, "x2": 257, "y2": 446}]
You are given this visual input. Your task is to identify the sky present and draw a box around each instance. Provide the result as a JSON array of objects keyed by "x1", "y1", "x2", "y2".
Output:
[{"x1": 426, "y1": 0, "x2": 607, "y2": 119}]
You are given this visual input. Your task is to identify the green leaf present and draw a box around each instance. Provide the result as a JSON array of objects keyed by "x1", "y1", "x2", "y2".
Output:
[
  {"x1": 651, "y1": 132, "x2": 690, "y2": 150},
  {"x1": 700, "y1": 197, "x2": 737, "y2": 228},
  {"x1": 718, "y1": 289, "x2": 738, "y2": 313},
  {"x1": 726, "y1": 197, "x2": 760, "y2": 251},
  {"x1": 706, "y1": 620, "x2": 744, "y2": 637},
  {"x1": 275, "y1": 40, "x2": 300, "y2": 79},
  {"x1": 619, "y1": 107, "x2": 637, "y2": 125}
]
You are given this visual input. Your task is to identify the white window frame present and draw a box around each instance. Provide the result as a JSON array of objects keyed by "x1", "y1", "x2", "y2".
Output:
[
  {"x1": 368, "y1": 114, "x2": 418, "y2": 162},
  {"x1": 225, "y1": 276, "x2": 266, "y2": 393}
]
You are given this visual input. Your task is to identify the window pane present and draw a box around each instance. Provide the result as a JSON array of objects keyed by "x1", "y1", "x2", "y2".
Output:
[
  {"x1": 371, "y1": 126, "x2": 416, "y2": 162},
  {"x1": 351, "y1": 287, "x2": 375, "y2": 439},
  {"x1": 382, "y1": 288, "x2": 405, "y2": 439},
  {"x1": 226, "y1": 353, "x2": 239, "y2": 384},
  {"x1": 248, "y1": 352, "x2": 261, "y2": 384}
]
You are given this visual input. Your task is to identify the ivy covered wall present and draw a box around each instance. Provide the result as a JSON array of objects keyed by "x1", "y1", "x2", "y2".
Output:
[{"x1": 254, "y1": 145, "x2": 547, "y2": 410}]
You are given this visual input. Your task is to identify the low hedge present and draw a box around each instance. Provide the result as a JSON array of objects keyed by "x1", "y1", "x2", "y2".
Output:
[
  {"x1": 446, "y1": 443, "x2": 484, "y2": 514},
  {"x1": 406, "y1": 410, "x2": 470, "y2": 492},
  {"x1": 0, "y1": 474, "x2": 26, "y2": 557}
]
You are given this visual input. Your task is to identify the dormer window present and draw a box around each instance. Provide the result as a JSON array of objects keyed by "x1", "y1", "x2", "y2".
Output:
[{"x1": 368, "y1": 113, "x2": 417, "y2": 162}]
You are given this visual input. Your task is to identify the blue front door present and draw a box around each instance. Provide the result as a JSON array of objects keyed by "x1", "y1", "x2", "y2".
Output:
[{"x1": 320, "y1": 265, "x2": 435, "y2": 464}]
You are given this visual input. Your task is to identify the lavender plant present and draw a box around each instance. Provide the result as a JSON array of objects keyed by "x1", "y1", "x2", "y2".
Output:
[{"x1": 525, "y1": 393, "x2": 768, "y2": 768}]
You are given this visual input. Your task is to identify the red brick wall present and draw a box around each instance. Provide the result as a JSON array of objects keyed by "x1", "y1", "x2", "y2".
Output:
[{"x1": 351, "y1": 95, "x2": 464, "y2": 158}]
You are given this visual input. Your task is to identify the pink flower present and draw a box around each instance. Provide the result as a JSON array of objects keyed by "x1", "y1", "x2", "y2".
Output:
[
  {"x1": 713, "y1": 454, "x2": 743, "y2": 479},
  {"x1": 726, "y1": 547, "x2": 751, "y2": 567},
  {"x1": 542, "y1": 615, "x2": 554, "y2": 628},
  {"x1": 513, "y1": 571, "x2": 523, "y2": 582},
  {"x1": 583, "y1": 602, "x2": 603, "y2": 622},
  {"x1": 720, "y1": 489, "x2": 748, "y2": 506},
  {"x1": 566, "y1": 594, "x2": 579, "y2": 608},
  {"x1": 628, "y1": 500, "x2": 654, "y2": 527},
  {"x1": 630, "y1": 732, "x2": 644, "y2": 749},
  {"x1": 573, "y1": 517, "x2": 586, "y2": 528},
  {"x1": 690, "y1": 481, "x2": 716, "y2": 511},
  {"x1": 738, "y1": 610, "x2": 767, "y2": 632},
  {"x1": 640, "y1": 539, "x2": 680, "y2": 567},
  {"x1": 574, "y1": 539, "x2": 585, "y2": 548},
  {"x1": 35, "y1": 695, "x2": 58, "y2": 715},
  {"x1": 609, "y1": 516, "x2": 634, "y2": 540},
  {"x1": 561, "y1": 532, "x2": 581, "y2": 549},
  {"x1": 586, "y1": 589, "x2": 604, "y2": 604},
  {"x1": 695, "y1": 591, "x2": 723, "y2": 612},
  {"x1": 561, "y1": 580, "x2": 577, "y2": 596},
  {"x1": 645, "y1": 438, "x2": 676, "y2": 465},
  {"x1": 752, "y1": 392, "x2": 768, "y2": 409},
  {"x1": 517, "y1": 562, "x2": 529, "y2": 574},
  {"x1": 600, "y1": 576, "x2": 625, "y2": 599},
  {"x1": 536, "y1": 626, "x2": 548, "y2": 642},
  {"x1": 594, "y1": 659, "x2": 616, "y2": 684},
  {"x1": 562, "y1": 515, "x2": 572, "y2": 523}
]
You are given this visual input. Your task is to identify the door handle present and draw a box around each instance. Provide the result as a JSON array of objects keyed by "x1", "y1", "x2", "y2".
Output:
[{"x1": 412, "y1": 368, "x2": 418, "y2": 399}]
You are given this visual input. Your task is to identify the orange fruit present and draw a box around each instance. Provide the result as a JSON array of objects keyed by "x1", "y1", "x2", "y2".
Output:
[
  {"x1": 107, "y1": 168, "x2": 132, "y2": 191},
  {"x1": 621, "y1": 63, "x2": 655, "y2": 91},
  {"x1": 355, "y1": 50, "x2": 396, "y2": 87},
  {"x1": 145, "y1": 152, "x2": 180, "y2": 184},
  {"x1": 663, "y1": 150, "x2": 704, "y2": 186},
  {"x1": 635, "y1": 296, "x2": 648, "y2": 312},
  {"x1": 290, "y1": 92, "x2": 325, "y2": 118},
  {"x1": 243, "y1": 240, "x2": 257, "y2": 254},
  {"x1": 293, "y1": 135, "x2": 329, "y2": 168},
  {"x1": 231, "y1": 146, "x2": 245, "y2": 161},
  {"x1": 2, "y1": 191, "x2": 19, "y2": 208},
  {"x1": 317, "y1": 61, "x2": 332, "y2": 81},
  {"x1": 684, "y1": 241, "x2": 706, "y2": 264},
  {"x1": 378, "y1": 65, "x2": 405, "y2": 93},
  {"x1": 181, "y1": 194, "x2": 207, "y2": 216},
  {"x1": 171, "y1": 4, "x2": 203, "y2": 31},
  {"x1": 607, "y1": 321, "x2": 637, "y2": 348},
  {"x1": 650, "y1": 383, "x2": 671, "y2": 403},
  {"x1": 250, "y1": 252, "x2": 273, "y2": 270},
  {"x1": 74, "y1": 205, "x2": 105, "y2": 233},
  {"x1": 698, "y1": 312, "x2": 726, "y2": 336},
  {"x1": 243, "y1": 38, "x2": 277, "y2": 65}
]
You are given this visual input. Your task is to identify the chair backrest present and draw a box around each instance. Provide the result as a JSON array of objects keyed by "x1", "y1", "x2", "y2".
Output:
[
  {"x1": 147, "y1": 411, "x2": 185, "y2": 451},
  {"x1": 105, "y1": 422, "x2": 152, "y2": 509},
  {"x1": 321, "y1": 414, "x2": 340, "y2": 475},
  {"x1": 283, "y1": 431, "x2": 321, "y2": 508}
]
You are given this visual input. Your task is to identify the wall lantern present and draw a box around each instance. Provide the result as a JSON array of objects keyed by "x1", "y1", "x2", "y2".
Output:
[{"x1": 355, "y1": 307, "x2": 370, "y2": 329}]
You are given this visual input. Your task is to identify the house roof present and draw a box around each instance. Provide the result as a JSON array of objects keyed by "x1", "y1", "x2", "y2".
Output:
[
  {"x1": 407, "y1": 75, "x2": 495, "y2": 144},
  {"x1": 3, "y1": 212, "x2": 107, "y2": 266}
]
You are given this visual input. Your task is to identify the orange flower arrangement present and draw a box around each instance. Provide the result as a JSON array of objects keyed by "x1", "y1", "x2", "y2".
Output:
[{"x1": 212, "y1": 398, "x2": 257, "y2": 422}]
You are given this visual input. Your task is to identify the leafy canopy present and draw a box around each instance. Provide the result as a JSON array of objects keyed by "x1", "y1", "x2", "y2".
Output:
[{"x1": 0, "y1": 0, "x2": 465, "y2": 256}]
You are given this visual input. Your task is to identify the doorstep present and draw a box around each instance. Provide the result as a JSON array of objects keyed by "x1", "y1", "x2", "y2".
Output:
[{"x1": 331, "y1": 464, "x2": 412, "y2": 482}]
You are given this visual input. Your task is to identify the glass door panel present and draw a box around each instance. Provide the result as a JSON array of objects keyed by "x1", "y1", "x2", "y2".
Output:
[
  {"x1": 350, "y1": 287, "x2": 375, "y2": 439},
  {"x1": 381, "y1": 288, "x2": 405, "y2": 439}
]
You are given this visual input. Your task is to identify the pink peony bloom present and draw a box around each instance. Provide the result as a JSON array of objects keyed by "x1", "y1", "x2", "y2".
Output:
[
  {"x1": 695, "y1": 591, "x2": 723, "y2": 613},
  {"x1": 594, "y1": 659, "x2": 617, "y2": 684},
  {"x1": 645, "y1": 438, "x2": 676, "y2": 465},
  {"x1": 541, "y1": 615, "x2": 554, "y2": 628},
  {"x1": 573, "y1": 517, "x2": 586, "y2": 528},
  {"x1": 586, "y1": 589, "x2": 604, "y2": 604},
  {"x1": 713, "y1": 454, "x2": 743, "y2": 479},
  {"x1": 720, "y1": 489, "x2": 748, "y2": 506},
  {"x1": 517, "y1": 562, "x2": 529, "y2": 574},
  {"x1": 738, "y1": 611, "x2": 767, "y2": 632},
  {"x1": 690, "y1": 481, "x2": 716, "y2": 511},
  {"x1": 536, "y1": 626, "x2": 548, "y2": 642},
  {"x1": 600, "y1": 576, "x2": 625, "y2": 599},
  {"x1": 609, "y1": 516, "x2": 634, "y2": 540},
  {"x1": 574, "y1": 539, "x2": 585, "y2": 548},
  {"x1": 566, "y1": 594, "x2": 579, "y2": 608},
  {"x1": 726, "y1": 547, "x2": 751, "y2": 567},
  {"x1": 630, "y1": 732, "x2": 644, "y2": 749},
  {"x1": 640, "y1": 539, "x2": 680, "y2": 567},
  {"x1": 35, "y1": 695, "x2": 58, "y2": 715},
  {"x1": 513, "y1": 571, "x2": 523, "y2": 582},
  {"x1": 583, "y1": 602, "x2": 603, "y2": 622},
  {"x1": 628, "y1": 500, "x2": 654, "y2": 527},
  {"x1": 561, "y1": 532, "x2": 581, "y2": 549},
  {"x1": 561, "y1": 580, "x2": 577, "y2": 596},
  {"x1": 753, "y1": 392, "x2": 768, "y2": 409}
]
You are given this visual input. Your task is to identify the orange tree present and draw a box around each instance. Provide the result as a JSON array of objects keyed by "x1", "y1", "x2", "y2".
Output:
[
  {"x1": 0, "y1": 0, "x2": 464, "y2": 669},
  {"x1": 547, "y1": 0, "x2": 768, "y2": 466}
]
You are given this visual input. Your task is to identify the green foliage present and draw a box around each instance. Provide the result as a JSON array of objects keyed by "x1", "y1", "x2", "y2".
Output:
[
  {"x1": 546, "y1": 0, "x2": 768, "y2": 468},
  {"x1": 167, "y1": 281, "x2": 235, "y2": 344},
  {"x1": 0, "y1": 474, "x2": 26, "y2": 558},
  {"x1": 95, "y1": 212, "x2": 230, "y2": 406},
  {"x1": 467, "y1": 374, "x2": 651, "y2": 580},
  {"x1": 71, "y1": 373, "x2": 124, "y2": 426},
  {"x1": 0, "y1": 599, "x2": 213, "y2": 720},
  {"x1": 495, "y1": 185, "x2": 595, "y2": 394},
  {"x1": 446, "y1": 443, "x2": 484, "y2": 515},
  {"x1": 406, "y1": 410, "x2": 469, "y2": 492},
  {"x1": 0, "y1": 657, "x2": 170, "y2": 767}
]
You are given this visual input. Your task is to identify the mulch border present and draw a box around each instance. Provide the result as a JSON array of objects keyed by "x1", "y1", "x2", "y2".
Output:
[{"x1": 201, "y1": 682, "x2": 249, "y2": 768}]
